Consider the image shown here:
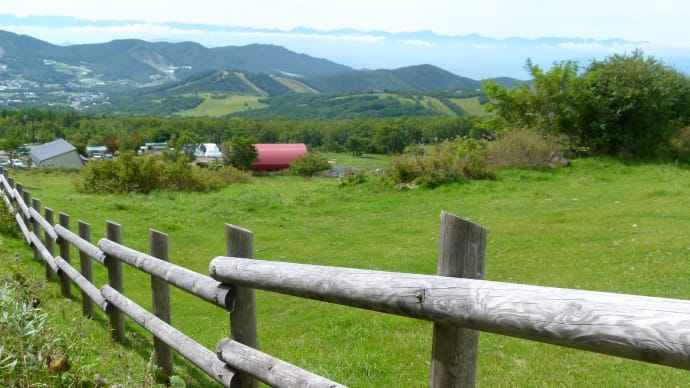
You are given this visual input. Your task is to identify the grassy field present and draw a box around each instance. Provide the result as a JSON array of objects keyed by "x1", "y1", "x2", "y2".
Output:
[
  {"x1": 3, "y1": 158, "x2": 690, "y2": 386},
  {"x1": 177, "y1": 94, "x2": 268, "y2": 117},
  {"x1": 452, "y1": 96, "x2": 487, "y2": 116}
]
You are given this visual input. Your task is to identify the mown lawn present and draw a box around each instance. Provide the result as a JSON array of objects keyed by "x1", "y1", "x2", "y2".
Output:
[{"x1": 4, "y1": 158, "x2": 690, "y2": 386}]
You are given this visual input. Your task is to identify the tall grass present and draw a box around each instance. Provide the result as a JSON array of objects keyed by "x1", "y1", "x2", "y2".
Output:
[{"x1": 4, "y1": 158, "x2": 690, "y2": 386}]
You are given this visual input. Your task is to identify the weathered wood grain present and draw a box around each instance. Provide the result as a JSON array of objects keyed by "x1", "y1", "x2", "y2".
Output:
[
  {"x1": 210, "y1": 257, "x2": 690, "y2": 370},
  {"x1": 54, "y1": 224, "x2": 106, "y2": 264},
  {"x1": 150, "y1": 229, "x2": 173, "y2": 378},
  {"x1": 78, "y1": 221, "x2": 95, "y2": 317},
  {"x1": 98, "y1": 238, "x2": 234, "y2": 310},
  {"x1": 58, "y1": 213, "x2": 72, "y2": 298},
  {"x1": 15, "y1": 212, "x2": 31, "y2": 244},
  {"x1": 55, "y1": 256, "x2": 108, "y2": 312},
  {"x1": 101, "y1": 286, "x2": 238, "y2": 387},
  {"x1": 106, "y1": 221, "x2": 125, "y2": 342},
  {"x1": 0, "y1": 174, "x2": 14, "y2": 200},
  {"x1": 216, "y1": 338, "x2": 346, "y2": 388},
  {"x1": 16, "y1": 188, "x2": 30, "y2": 219},
  {"x1": 225, "y1": 224, "x2": 259, "y2": 388},
  {"x1": 44, "y1": 208, "x2": 56, "y2": 280},
  {"x1": 431, "y1": 212, "x2": 486, "y2": 388},
  {"x1": 31, "y1": 198, "x2": 42, "y2": 263},
  {"x1": 29, "y1": 206, "x2": 58, "y2": 241},
  {"x1": 28, "y1": 232, "x2": 58, "y2": 274}
]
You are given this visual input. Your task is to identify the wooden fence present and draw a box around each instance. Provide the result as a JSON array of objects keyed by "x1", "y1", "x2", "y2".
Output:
[{"x1": 1, "y1": 168, "x2": 690, "y2": 387}]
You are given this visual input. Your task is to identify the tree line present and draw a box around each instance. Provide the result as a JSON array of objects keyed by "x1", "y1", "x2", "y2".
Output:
[{"x1": 0, "y1": 109, "x2": 487, "y2": 157}]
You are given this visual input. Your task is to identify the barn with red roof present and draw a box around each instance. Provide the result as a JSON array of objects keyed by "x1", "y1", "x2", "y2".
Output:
[{"x1": 252, "y1": 143, "x2": 308, "y2": 172}]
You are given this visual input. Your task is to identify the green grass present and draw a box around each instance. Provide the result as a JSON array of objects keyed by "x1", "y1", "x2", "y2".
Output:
[
  {"x1": 4, "y1": 158, "x2": 690, "y2": 386},
  {"x1": 177, "y1": 94, "x2": 268, "y2": 117},
  {"x1": 452, "y1": 96, "x2": 487, "y2": 116}
]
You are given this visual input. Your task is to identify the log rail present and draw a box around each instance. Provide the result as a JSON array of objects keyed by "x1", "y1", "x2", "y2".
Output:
[{"x1": 2, "y1": 168, "x2": 689, "y2": 387}]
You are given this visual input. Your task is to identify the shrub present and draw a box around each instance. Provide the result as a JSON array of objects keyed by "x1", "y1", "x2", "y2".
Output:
[
  {"x1": 215, "y1": 166, "x2": 253, "y2": 184},
  {"x1": 386, "y1": 138, "x2": 493, "y2": 188},
  {"x1": 76, "y1": 153, "x2": 162, "y2": 194},
  {"x1": 76, "y1": 154, "x2": 250, "y2": 194},
  {"x1": 485, "y1": 129, "x2": 560, "y2": 168},
  {"x1": 285, "y1": 152, "x2": 331, "y2": 177}
]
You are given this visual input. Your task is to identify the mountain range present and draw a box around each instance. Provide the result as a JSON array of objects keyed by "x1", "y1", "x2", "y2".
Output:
[{"x1": 0, "y1": 29, "x2": 507, "y2": 117}]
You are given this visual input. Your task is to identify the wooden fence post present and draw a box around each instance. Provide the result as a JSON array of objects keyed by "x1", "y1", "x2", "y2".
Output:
[
  {"x1": 31, "y1": 198, "x2": 41, "y2": 262},
  {"x1": 78, "y1": 221, "x2": 95, "y2": 318},
  {"x1": 226, "y1": 224, "x2": 258, "y2": 388},
  {"x1": 150, "y1": 229, "x2": 173, "y2": 377},
  {"x1": 430, "y1": 211, "x2": 487, "y2": 388},
  {"x1": 58, "y1": 213, "x2": 72, "y2": 298},
  {"x1": 44, "y1": 207, "x2": 56, "y2": 281},
  {"x1": 106, "y1": 221, "x2": 125, "y2": 342}
]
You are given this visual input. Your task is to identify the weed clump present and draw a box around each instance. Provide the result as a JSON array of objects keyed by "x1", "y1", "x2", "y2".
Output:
[{"x1": 485, "y1": 129, "x2": 561, "y2": 168}]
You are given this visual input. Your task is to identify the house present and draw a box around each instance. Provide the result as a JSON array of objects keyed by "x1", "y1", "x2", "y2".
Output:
[
  {"x1": 29, "y1": 139, "x2": 84, "y2": 169},
  {"x1": 138, "y1": 142, "x2": 169, "y2": 155},
  {"x1": 194, "y1": 143, "x2": 223, "y2": 159},
  {"x1": 253, "y1": 143, "x2": 307, "y2": 172}
]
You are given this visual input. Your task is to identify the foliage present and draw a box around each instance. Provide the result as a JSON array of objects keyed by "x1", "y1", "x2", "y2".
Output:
[
  {"x1": 485, "y1": 129, "x2": 561, "y2": 168},
  {"x1": 0, "y1": 131, "x2": 30, "y2": 164},
  {"x1": 484, "y1": 51, "x2": 690, "y2": 159},
  {"x1": 285, "y1": 152, "x2": 331, "y2": 177},
  {"x1": 0, "y1": 197, "x2": 18, "y2": 237},
  {"x1": 75, "y1": 153, "x2": 240, "y2": 193},
  {"x1": 577, "y1": 50, "x2": 690, "y2": 157},
  {"x1": 224, "y1": 137, "x2": 258, "y2": 171},
  {"x1": 386, "y1": 138, "x2": 493, "y2": 188}
]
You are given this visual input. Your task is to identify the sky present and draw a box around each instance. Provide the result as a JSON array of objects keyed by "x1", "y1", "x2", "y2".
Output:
[
  {"x1": 3, "y1": 0, "x2": 689, "y2": 44},
  {"x1": 1, "y1": 1, "x2": 689, "y2": 78}
]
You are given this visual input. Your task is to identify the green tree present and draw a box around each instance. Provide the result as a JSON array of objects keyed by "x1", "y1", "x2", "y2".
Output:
[
  {"x1": 224, "y1": 137, "x2": 258, "y2": 171},
  {"x1": 483, "y1": 59, "x2": 580, "y2": 136},
  {"x1": 484, "y1": 52, "x2": 690, "y2": 158},
  {"x1": 577, "y1": 50, "x2": 690, "y2": 156},
  {"x1": 0, "y1": 131, "x2": 29, "y2": 165}
]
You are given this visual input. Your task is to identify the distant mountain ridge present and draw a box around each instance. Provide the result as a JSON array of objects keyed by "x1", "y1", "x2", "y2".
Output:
[
  {"x1": 0, "y1": 29, "x2": 351, "y2": 84},
  {"x1": 0, "y1": 29, "x2": 521, "y2": 116}
]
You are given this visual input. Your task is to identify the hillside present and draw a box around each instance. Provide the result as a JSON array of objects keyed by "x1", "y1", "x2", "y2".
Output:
[
  {"x1": 302, "y1": 64, "x2": 481, "y2": 93},
  {"x1": 0, "y1": 29, "x2": 521, "y2": 116},
  {"x1": 0, "y1": 30, "x2": 351, "y2": 84}
]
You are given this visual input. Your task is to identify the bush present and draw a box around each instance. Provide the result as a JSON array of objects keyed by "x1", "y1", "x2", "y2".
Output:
[
  {"x1": 485, "y1": 129, "x2": 560, "y2": 168},
  {"x1": 386, "y1": 138, "x2": 494, "y2": 188},
  {"x1": 285, "y1": 152, "x2": 331, "y2": 177},
  {"x1": 76, "y1": 153, "x2": 250, "y2": 194}
]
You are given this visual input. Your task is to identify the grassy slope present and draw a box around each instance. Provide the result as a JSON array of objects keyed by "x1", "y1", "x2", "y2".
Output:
[
  {"x1": 177, "y1": 94, "x2": 268, "y2": 117},
  {"x1": 5, "y1": 159, "x2": 690, "y2": 387},
  {"x1": 452, "y1": 96, "x2": 487, "y2": 116},
  {"x1": 273, "y1": 76, "x2": 320, "y2": 93}
]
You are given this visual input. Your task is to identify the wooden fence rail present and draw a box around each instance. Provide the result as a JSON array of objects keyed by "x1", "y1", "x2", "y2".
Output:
[
  {"x1": 2, "y1": 168, "x2": 690, "y2": 387},
  {"x1": 0, "y1": 170, "x2": 339, "y2": 388}
]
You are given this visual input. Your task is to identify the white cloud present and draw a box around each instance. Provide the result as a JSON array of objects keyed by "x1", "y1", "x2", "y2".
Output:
[{"x1": 404, "y1": 40, "x2": 432, "y2": 47}]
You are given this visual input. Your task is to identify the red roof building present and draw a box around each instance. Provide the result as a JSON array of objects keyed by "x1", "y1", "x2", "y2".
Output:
[{"x1": 252, "y1": 143, "x2": 308, "y2": 172}]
